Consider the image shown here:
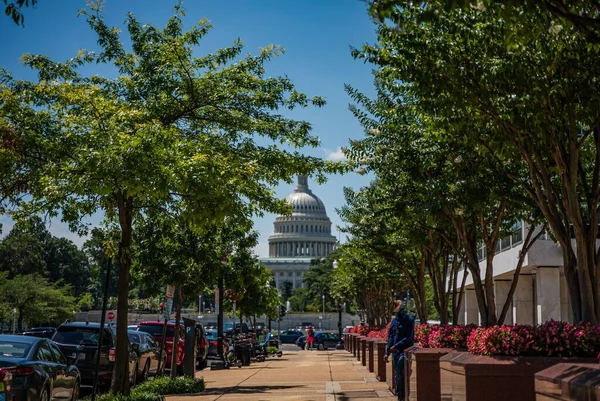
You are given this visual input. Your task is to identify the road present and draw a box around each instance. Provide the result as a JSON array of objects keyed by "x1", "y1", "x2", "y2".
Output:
[{"x1": 168, "y1": 344, "x2": 396, "y2": 401}]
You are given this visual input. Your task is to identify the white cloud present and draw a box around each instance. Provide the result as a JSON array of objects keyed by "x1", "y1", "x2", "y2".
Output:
[{"x1": 324, "y1": 146, "x2": 347, "y2": 161}]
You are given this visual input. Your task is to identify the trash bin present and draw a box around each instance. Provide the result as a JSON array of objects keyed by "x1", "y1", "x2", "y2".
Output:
[{"x1": 235, "y1": 344, "x2": 252, "y2": 366}]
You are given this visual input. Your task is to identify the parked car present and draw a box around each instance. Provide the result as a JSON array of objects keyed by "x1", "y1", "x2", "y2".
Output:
[
  {"x1": 278, "y1": 330, "x2": 304, "y2": 344},
  {"x1": 21, "y1": 328, "x2": 56, "y2": 339},
  {"x1": 253, "y1": 322, "x2": 265, "y2": 332},
  {"x1": 136, "y1": 321, "x2": 184, "y2": 374},
  {"x1": 127, "y1": 325, "x2": 138, "y2": 331},
  {"x1": 127, "y1": 330, "x2": 166, "y2": 381},
  {"x1": 52, "y1": 322, "x2": 138, "y2": 389},
  {"x1": 223, "y1": 322, "x2": 249, "y2": 336},
  {"x1": 205, "y1": 330, "x2": 218, "y2": 358},
  {"x1": 295, "y1": 332, "x2": 343, "y2": 350},
  {"x1": 204, "y1": 322, "x2": 217, "y2": 330},
  {"x1": 0, "y1": 334, "x2": 80, "y2": 401},
  {"x1": 167, "y1": 320, "x2": 208, "y2": 369}
]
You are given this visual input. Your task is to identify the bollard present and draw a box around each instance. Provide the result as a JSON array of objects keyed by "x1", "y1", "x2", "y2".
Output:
[
  {"x1": 368, "y1": 339, "x2": 375, "y2": 372},
  {"x1": 376, "y1": 341, "x2": 387, "y2": 382},
  {"x1": 361, "y1": 337, "x2": 367, "y2": 366},
  {"x1": 356, "y1": 336, "x2": 362, "y2": 361},
  {"x1": 352, "y1": 335, "x2": 357, "y2": 356}
]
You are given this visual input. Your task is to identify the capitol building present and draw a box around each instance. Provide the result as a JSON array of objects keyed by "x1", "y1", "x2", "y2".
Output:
[{"x1": 260, "y1": 175, "x2": 337, "y2": 291}]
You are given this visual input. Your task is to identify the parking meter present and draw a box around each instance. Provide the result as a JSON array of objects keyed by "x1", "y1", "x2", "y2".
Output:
[{"x1": 183, "y1": 317, "x2": 197, "y2": 377}]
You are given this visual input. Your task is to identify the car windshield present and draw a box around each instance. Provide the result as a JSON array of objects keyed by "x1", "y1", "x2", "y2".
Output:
[
  {"x1": 137, "y1": 324, "x2": 174, "y2": 337},
  {"x1": 54, "y1": 327, "x2": 111, "y2": 346},
  {"x1": 0, "y1": 341, "x2": 31, "y2": 358},
  {"x1": 205, "y1": 331, "x2": 218, "y2": 340},
  {"x1": 128, "y1": 333, "x2": 142, "y2": 344}
]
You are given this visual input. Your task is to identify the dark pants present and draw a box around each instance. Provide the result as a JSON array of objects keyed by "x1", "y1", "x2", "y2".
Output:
[{"x1": 394, "y1": 353, "x2": 405, "y2": 401}]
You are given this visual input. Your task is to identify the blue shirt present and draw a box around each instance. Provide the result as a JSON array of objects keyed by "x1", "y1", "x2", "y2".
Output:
[{"x1": 385, "y1": 311, "x2": 415, "y2": 357}]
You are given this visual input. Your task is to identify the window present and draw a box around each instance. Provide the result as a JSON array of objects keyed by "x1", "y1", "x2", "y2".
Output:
[
  {"x1": 49, "y1": 342, "x2": 66, "y2": 364},
  {"x1": 500, "y1": 236, "x2": 511, "y2": 251},
  {"x1": 0, "y1": 341, "x2": 31, "y2": 358},
  {"x1": 477, "y1": 244, "x2": 487, "y2": 262},
  {"x1": 512, "y1": 221, "x2": 523, "y2": 245},
  {"x1": 37, "y1": 343, "x2": 54, "y2": 362}
]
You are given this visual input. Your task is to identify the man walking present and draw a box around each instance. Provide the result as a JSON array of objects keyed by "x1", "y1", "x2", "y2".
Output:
[{"x1": 384, "y1": 300, "x2": 415, "y2": 401}]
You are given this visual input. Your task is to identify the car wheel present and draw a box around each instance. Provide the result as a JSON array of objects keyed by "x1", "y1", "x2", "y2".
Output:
[
  {"x1": 71, "y1": 380, "x2": 80, "y2": 401},
  {"x1": 40, "y1": 386, "x2": 50, "y2": 401},
  {"x1": 318, "y1": 343, "x2": 325, "y2": 351}
]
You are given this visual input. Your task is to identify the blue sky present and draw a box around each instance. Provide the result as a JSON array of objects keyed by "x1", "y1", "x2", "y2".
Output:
[{"x1": 0, "y1": 0, "x2": 375, "y2": 256}]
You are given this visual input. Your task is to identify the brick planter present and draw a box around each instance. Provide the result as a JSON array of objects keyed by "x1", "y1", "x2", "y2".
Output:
[
  {"x1": 535, "y1": 363, "x2": 600, "y2": 401},
  {"x1": 368, "y1": 339, "x2": 376, "y2": 372},
  {"x1": 404, "y1": 346, "x2": 454, "y2": 401},
  {"x1": 439, "y1": 352, "x2": 596, "y2": 401},
  {"x1": 361, "y1": 337, "x2": 367, "y2": 366},
  {"x1": 356, "y1": 336, "x2": 364, "y2": 361},
  {"x1": 376, "y1": 340, "x2": 387, "y2": 382}
]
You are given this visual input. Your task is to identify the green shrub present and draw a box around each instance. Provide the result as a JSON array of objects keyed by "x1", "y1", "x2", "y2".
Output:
[
  {"x1": 133, "y1": 376, "x2": 205, "y2": 395},
  {"x1": 84, "y1": 377, "x2": 204, "y2": 401}
]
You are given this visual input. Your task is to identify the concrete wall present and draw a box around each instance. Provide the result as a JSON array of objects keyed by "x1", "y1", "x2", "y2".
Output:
[{"x1": 74, "y1": 310, "x2": 362, "y2": 330}]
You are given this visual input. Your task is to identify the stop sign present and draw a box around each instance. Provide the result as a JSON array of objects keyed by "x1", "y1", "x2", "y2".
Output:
[{"x1": 107, "y1": 311, "x2": 115, "y2": 320}]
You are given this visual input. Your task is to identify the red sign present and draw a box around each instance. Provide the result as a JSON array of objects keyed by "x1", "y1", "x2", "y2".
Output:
[{"x1": 107, "y1": 311, "x2": 115, "y2": 320}]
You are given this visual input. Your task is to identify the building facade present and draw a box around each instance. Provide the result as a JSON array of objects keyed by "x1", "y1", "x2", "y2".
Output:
[
  {"x1": 260, "y1": 175, "x2": 337, "y2": 291},
  {"x1": 456, "y1": 222, "x2": 572, "y2": 325}
]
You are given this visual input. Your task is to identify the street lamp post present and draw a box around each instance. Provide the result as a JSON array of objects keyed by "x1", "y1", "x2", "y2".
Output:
[
  {"x1": 332, "y1": 260, "x2": 344, "y2": 349},
  {"x1": 12, "y1": 308, "x2": 16, "y2": 334},
  {"x1": 321, "y1": 294, "x2": 325, "y2": 329}
]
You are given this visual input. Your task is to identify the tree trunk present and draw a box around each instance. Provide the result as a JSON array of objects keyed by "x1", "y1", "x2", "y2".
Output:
[
  {"x1": 111, "y1": 194, "x2": 133, "y2": 395},
  {"x1": 170, "y1": 287, "x2": 183, "y2": 378}
]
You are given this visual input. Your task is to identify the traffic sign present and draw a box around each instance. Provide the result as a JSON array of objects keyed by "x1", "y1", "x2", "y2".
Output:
[{"x1": 107, "y1": 311, "x2": 115, "y2": 320}]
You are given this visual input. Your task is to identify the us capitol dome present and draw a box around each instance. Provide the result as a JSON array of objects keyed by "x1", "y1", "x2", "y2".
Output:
[{"x1": 260, "y1": 175, "x2": 337, "y2": 291}]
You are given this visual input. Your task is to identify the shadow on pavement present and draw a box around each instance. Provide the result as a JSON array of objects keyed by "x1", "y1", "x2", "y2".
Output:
[{"x1": 200, "y1": 384, "x2": 307, "y2": 395}]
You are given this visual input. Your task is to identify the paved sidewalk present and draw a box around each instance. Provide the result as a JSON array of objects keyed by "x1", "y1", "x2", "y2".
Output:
[{"x1": 168, "y1": 347, "x2": 396, "y2": 401}]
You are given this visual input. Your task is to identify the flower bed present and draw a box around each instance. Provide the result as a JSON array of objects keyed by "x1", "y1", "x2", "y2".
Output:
[
  {"x1": 347, "y1": 322, "x2": 389, "y2": 340},
  {"x1": 415, "y1": 323, "x2": 476, "y2": 350},
  {"x1": 467, "y1": 320, "x2": 600, "y2": 358}
]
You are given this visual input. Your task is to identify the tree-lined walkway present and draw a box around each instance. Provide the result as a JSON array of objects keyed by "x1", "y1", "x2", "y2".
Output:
[{"x1": 168, "y1": 348, "x2": 395, "y2": 401}]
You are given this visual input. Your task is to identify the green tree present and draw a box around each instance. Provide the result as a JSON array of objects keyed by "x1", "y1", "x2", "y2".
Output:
[
  {"x1": 0, "y1": 273, "x2": 76, "y2": 331},
  {"x1": 288, "y1": 287, "x2": 310, "y2": 312},
  {"x1": 0, "y1": 4, "x2": 331, "y2": 392},
  {"x1": 281, "y1": 281, "x2": 293, "y2": 303},
  {"x1": 356, "y1": 2, "x2": 600, "y2": 323},
  {"x1": 3, "y1": 0, "x2": 37, "y2": 26},
  {"x1": 0, "y1": 216, "x2": 49, "y2": 277}
]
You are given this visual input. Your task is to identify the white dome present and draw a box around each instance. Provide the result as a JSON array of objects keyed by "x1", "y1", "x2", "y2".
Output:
[
  {"x1": 286, "y1": 191, "x2": 327, "y2": 216},
  {"x1": 267, "y1": 175, "x2": 337, "y2": 259}
]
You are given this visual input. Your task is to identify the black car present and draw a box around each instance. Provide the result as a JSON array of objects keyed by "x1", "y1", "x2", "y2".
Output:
[
  {"x1": 0, "y1": 334, "x2": 80, "y2": 401},
  {"x1": 52, "y1": 322, "x2": 138, "y2": 389},
  {"x1": 21, "y1": 328, "x2": 56, "y2": 340},
  {"x1": 295, "y1": 332, "x2": 343, "y2": 350},
  {"x1": 127, "y1": 331, "x2": 166, "y2": 382}
]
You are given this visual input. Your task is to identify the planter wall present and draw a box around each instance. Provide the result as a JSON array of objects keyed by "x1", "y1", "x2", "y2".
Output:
[
  {"x1": 361, "y1": 337, "x2": 367, "y2": 366},
  {"x1": 535, "y1": 363, "x2": 600, "y2": 401},
  {"x1": 439, "y1": 352, "x2": 596, "y2": 401},
  {"x1": 376, "y1": 341, "x2": 387, "y2": 382},
  {"x1": 405, "y1": 346, "x2": 454, "y2": 401},
  {"x1": 368, "y1": 339, "x2": 376, "y2": 373}
]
